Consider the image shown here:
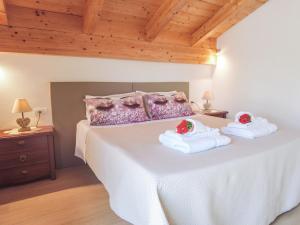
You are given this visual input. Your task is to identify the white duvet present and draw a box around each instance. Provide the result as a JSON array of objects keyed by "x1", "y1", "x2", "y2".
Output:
[{"x1": 75, "y1": 115, "x2": 300, "y2": 225}]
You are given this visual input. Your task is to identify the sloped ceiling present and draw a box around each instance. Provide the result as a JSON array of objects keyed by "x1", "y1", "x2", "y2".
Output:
[{"x1": 0, "y1": 0, "x2": 267, "y2": 64}]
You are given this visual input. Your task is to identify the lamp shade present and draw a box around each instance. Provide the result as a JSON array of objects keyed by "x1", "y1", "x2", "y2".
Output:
[
  {"x1": 12, "y1": 98, "x2": 32, "y2": 113},
  {"x1": 202, "y1": 91, "x2": 214, "y2": 101}
]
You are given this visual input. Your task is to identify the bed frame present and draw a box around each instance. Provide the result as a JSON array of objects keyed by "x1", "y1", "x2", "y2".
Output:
[{"x1": 50, "y1": 82, "x2": 189, "y2": 168}]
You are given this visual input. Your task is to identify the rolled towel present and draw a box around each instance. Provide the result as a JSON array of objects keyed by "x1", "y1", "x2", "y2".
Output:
[
  {"x1": 159, "y1": 133, "x2": 231, "y2": 154},
  {"x1": 228, "y1": 117, "x2": 269, "y2": 129},
  {"x1": 164, "y1": 128, "x2": 220, "y2": 142},
  {"x1": 234, "y1": 112, "x2": 255, "y2": 124},
  {"x1": 185, "y1": 119, "x2": 208, "y2": 135}
]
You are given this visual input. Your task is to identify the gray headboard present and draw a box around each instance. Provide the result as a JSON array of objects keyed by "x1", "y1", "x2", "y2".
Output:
[{"x1": 50, "y1": 82, "x2": 189, "y2": 168}]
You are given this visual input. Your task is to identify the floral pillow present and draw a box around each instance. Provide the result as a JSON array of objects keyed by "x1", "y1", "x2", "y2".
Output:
[
  {"x1": 85, "y1": 92, "x2": 135, "y2": 121},
  {"x1": 84, "y1": 94, "x2": 149, "y2": 126},
  {"x1": 143, "y1": 91, "x2": 194, "y2": 120}
]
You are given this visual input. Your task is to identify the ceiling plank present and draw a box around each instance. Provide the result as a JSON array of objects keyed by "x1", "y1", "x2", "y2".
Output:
[
  {"x1": 7, "y1": 4, "x2": 209, "y2": 48},
  {"x1": 202, "y1": 0, "x2": 229, "y2": 7},
  {"x1": 5, "y1": 0, "x2": 84, "y2": 16},
  {"x1": 145, "y1": 0, "x2": 189, "y2": 41},
  {"x1": 191, "y1": 0, "x2": 267, "y2": 46},
  {"x1": 6, "y1": 5, "x2": 81, "y2": 33},
  {"x1": 0, "y1": 0, "x2": 8, "y2": 25},
  {"x1": 0, "y1": 25, "x2": 216, "y2": 64},
  {"x1": 83, "y1": 0, "x2": 104, "y2": 33}
]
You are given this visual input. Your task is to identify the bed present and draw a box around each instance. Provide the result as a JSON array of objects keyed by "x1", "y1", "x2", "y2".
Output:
[
  {"x1": 50, "y1": 82, "x2": 300, "y2": 225},
  {"x1": 75, "y1": 115, "x2": 300, "y2": 225}
]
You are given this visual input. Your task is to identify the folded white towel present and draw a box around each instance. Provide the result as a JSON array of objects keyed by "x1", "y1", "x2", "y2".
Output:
[
  {"x1": 159, "y1": 133, "x2": 231, "y2": 154},
  {"x1": 164, "y1": 128, "x2": 220, "y2": 142},
  {"x1": 222, "y1": 116, "x2": 278, "y2": 139},
  {"x1": 159, "y1": 119, "x2": 231, "y2": 154}
]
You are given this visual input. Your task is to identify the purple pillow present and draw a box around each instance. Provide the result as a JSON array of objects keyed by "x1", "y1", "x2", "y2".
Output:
[
  {"x1": 143, "y1": 92, "x2": 194, "y2": 120},
  {"x1": 85, "y1": 94, "x2": 149, "y2": 126}
]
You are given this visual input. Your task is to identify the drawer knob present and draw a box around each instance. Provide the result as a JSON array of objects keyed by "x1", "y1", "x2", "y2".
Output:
[
  {"x1": 21, "y1": 170, "x2": 28, "y2": 175},
  {"x1": 17, "y1": 140, "x2": 25, "y2": 145},
  {"x1": 19, "y1": 154, "x2": 27, "y2": 162}
]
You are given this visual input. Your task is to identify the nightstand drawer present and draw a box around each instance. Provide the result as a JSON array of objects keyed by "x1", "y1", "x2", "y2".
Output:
[
  {"x1": 0, "y1": 150, "x2": 49, "y2": 170},
  {"x1": 0, "y1": 136, "x2": 48, "y2": 154},
  {"x1": 0, "y1": 163, "x2": 50, "y2": 186}
]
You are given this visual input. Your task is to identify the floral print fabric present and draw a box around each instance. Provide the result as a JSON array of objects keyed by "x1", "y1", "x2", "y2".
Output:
[
  {"x1": 85, "y1": 94, "x2": 149, "y2": 126},
  {"x1": 143, "y1": 92, "x2": 194, "y2": 120}
]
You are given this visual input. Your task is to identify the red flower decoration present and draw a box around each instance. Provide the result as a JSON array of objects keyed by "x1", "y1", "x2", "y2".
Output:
[
  {"x1": 176, "y1": 120, "x2": 193, "y2": 134},
  {"x1": 239, "y1": 114, "x2": 252, "y2": 124}
]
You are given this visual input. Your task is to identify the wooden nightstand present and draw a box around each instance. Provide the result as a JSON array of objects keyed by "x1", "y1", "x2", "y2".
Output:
[
  {"x1": 0, "y1": 126, "x2": 56, "y2": 187},
  {"x1": 202, "y1": 109, "x2": 229, "y2": 118}
]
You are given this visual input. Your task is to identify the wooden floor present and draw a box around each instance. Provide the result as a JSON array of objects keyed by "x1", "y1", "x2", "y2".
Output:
[
  {"x1": 0, "y1": 166, "x2": 130, "y2": 225},
  {"x1": 0, "y1": 166, "x2": 299, "y2": 225}
]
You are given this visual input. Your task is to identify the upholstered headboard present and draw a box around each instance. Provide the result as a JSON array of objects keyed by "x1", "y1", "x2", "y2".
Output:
[{"x1": 50, "y1": 82, "x2": 189, "y2": 168}]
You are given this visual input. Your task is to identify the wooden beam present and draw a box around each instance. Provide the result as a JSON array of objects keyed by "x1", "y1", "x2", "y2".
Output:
[
  {"x1": 191, "y1": 0, "x2": 267, "y2": 46},
  {"x1": 0, "y1": 0, "x2": 8, "y2": 25},
  {"x1": 145, "y1": 0, "x2": 188, "y2": 41},
  {"x1": 83, "y1": 0, "x2": 104, "y2": 34}
]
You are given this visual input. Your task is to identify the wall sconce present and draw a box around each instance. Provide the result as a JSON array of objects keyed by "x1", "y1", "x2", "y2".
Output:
[{"x1": 209, "y1": 49, "x2": 222, "y2": 65}]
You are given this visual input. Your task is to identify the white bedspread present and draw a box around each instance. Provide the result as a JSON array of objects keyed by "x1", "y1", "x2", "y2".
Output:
[{"x1": 75, "y1": 115, "x2": 300, "y2": 225}]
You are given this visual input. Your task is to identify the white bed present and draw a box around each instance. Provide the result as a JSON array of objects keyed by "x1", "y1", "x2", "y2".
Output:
[{"x1": 75, "y1": 114, "x2": 300, "y2": 225}]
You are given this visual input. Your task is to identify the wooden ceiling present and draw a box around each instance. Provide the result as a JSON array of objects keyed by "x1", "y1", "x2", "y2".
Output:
[{"x1": 0, "y1": 0, "x2": 267, "y2": 64}]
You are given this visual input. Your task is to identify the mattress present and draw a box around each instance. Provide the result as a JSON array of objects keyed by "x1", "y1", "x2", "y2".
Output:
[{"x1": 75, "y1": 115, "x2": 300, "y2": 225}]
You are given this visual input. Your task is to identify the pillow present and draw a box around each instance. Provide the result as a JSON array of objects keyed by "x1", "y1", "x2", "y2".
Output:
[
  {"x1": 85, "y1": 92, "x2": 136, "y2": 99},
  {"x1": 143, "y1": 91, "x2": 194, "y2": 120},
  {"x1": 85, "y1": 92, "x2": 135, "y2": 121},
  {"x1": 84, "y1": 93, "x2": 149, "y2": 126}
]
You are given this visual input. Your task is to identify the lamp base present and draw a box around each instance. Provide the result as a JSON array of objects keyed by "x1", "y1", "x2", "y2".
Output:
[
  {"x1": 203, "y1": 102, "x2": 211, "y2": 110},
  {"x1": 16, "y1": 117, "x2": 31, "y2": 132},
  {"x1": 18, "y1": 127, "x2": 31, "y2": 132}
]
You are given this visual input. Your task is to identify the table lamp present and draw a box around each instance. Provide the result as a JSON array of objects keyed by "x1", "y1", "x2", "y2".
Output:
[
  {"x1": 202, "y1": 91, "x2": 214, "y2": 111},
  {"x1": 12, "y1": 98, "x2": 32, "y2": 132}
]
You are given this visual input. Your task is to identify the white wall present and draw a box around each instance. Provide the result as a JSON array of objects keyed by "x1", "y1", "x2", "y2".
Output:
[
  {"x1": 213, "y1": 0, "x2": 300, "y2": 130},
  {"x1": 0, "y1": 53, "x2": 213, "y2": 130}
]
